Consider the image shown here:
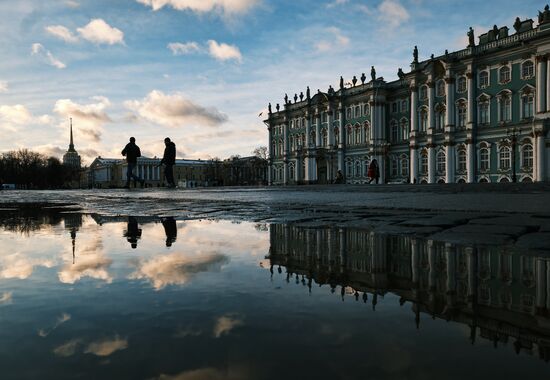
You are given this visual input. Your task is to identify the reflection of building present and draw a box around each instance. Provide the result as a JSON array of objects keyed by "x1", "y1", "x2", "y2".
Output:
[
  {"x1": 86, "y1": 157, "x2": 213, "y2": 188},
  {"x1": 266, "y1": 6, "x2": 550, "y2": 185},
  {"x1": 62, "y1": 118, "x2": 81, "y2": 169},
  {"x1": 268, "y1": 224, "x2": 550, "y2": 361}
]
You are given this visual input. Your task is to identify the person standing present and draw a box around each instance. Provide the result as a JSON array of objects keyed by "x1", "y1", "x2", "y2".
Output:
[
  {"x1": 160, "y1": 137, "x2": 176, "y2": 188},
  {"x1": 367, "y1": 159, "x2": 379, "y2": 184},
  {"x1": 121, "y1": 137, "x2": 145, "y2": 188}
]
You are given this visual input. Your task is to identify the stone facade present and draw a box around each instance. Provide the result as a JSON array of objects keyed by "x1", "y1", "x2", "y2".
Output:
[{"x1": 266, "y1": 7, "x2": 550, "y2": 185}]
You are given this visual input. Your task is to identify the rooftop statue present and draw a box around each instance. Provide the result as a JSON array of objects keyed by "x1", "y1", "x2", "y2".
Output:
[
  {"x1": 299, "y1": 92, "x2": 304, "y2": 101},
  {"x1": 306, "y1": 86, "x2": 311, "y2": 100},
  {"x1": 328, "y1": 85, "x2": 335, "y2": 96},
  {"x1": 371, "y1": 66, "x2": 376, "y2": 81},
  {"x1": 413, "y1": 46, "x2": 418, "y2": 63},
  {"x1": 284, "y1": 93, "x2": 289, "y2": 104},
  {"x1": 361, "y1": 73, "x2": 366, "y2": 84},
  {"x1": 352, "y1": 75, "x2": 358, "y2": 86},
  {"x1": 340, "y1": 76, "x2": 344, "y2": 90},
  {"x1": 397, "y1": 68, "x2": 405, "y2": 79},
  {"x1": 467, "y1": 27, "x2": 475, "y2": 47},
  {"x1": 539, "y1": 5, "x2": 550, "y2": 25},
  {"x1": 294, "y1": 93, "x2": 298, "y2": 103},
  {"x1": 268, "y1": 103, "x2": 272, "y2": 114},
  {"x1": 276, "y1": 103, "x2": 280, "y2": 112}
]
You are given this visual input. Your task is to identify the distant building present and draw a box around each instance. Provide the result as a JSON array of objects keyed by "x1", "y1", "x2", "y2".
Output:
[
  {"x1": 220, "y1": 156, "x2": 268, "y2": 186},
  {"x1": 266, "y1": 6, "x2": 550, "y2": 185},
  {"x1": 62, "y1": 118, "x2": 81, "y2": 169}
]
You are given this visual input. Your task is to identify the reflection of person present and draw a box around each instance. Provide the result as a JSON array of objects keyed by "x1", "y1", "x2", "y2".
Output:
[
  {"x1": 121, "y1": 137, "x2": 145, "y2": 189},
  {"x1": 161, "y1": 217, "x2": 177, "y2": 247},
  {"x1": 334, "y1": 169, "x2": 344, "y2": 184},
  {"x1": 124, "y1": 216, "x2": 142, "y2": 249},
  {"x1": 160, "y1": 137, "x2": 176, "y2": 188}
]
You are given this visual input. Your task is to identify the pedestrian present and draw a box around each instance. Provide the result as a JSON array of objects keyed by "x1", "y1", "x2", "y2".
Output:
[
  {"x1": 121, "y1": 137, "x2": 145, "y2": 188},
  {"x1": 160, "y1": 137, "x2": 176, "y2": 188},
  {"x1": 334, "y1": 169, "x2": 344, "y2": 184},
  {"x1": 367, "y1": 159, "x2": 379, "y2": 184}
]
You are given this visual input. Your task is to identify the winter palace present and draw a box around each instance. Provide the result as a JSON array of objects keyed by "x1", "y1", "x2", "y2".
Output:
[{"x1": 265, "y1": 6, "x2": 550, "y2": 185}]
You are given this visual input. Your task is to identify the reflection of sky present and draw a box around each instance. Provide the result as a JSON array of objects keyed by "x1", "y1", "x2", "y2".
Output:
[{"x1": 0, "y1": 217, "x2": 548, "y2": 379}]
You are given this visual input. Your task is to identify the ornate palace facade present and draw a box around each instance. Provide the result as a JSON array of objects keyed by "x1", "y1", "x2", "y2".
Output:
[{"x1": 266, "y1": 6, "x2": 550, "y2": 185}]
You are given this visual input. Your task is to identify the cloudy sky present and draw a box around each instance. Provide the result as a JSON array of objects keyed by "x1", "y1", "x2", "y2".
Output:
[{"x1": 0, "y1": 0, "x2": 543, "y2": 164}]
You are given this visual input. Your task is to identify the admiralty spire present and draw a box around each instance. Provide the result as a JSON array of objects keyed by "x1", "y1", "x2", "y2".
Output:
[{"x1": 63, "y1": 118, "x2": 81, "y2": 168}]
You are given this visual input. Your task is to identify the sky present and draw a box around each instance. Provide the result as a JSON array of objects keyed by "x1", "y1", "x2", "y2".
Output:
[{"x1": 0, "y1": 0, "x2": 545, "y2": 164}]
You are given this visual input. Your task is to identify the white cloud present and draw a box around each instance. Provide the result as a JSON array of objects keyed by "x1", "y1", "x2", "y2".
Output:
[
  {"x1": 327, "y1": 0, "x2": 348, "y2": 8},
  {"x1": 53, "y1": 96, "x2": 111, "y2": 143},
  {"x1": 0, "y1": 105, "x2": 51, "y2": 133},
  {"x1": 77, "y1": 19, "x2": 124, "y2": 45},
  {"x1": 31, "y1": 43, "x2": 66, "y2": 69},
  {"x1": 84, "y1": 336, "x2": 128, "y2": 356},
  {"x1": 168, "y1": 42, "x2": 200, "y2": 55},
  {"x1": 213, "y1": 314, "x2": 243, "y2": 338},
  {"x1": 45, "y1": 25, "x2": 79, "y2": 43},
  {"x1": 125, "y1": 90, "x2": 228, "y2": 128},
  {"x1": 378, "y1": 0, "x2": 410, "y2": 28},
  {"x1": 207, "y1": 40, "x2": 242, "y2": 62},
  {"x1": 65, "y1": 0, "x2": 80, "y2": 7},
  {"x1": 0, "y1": 80, "x2": 8, "y2": 93},
  {"x1": 137, "y1": 0, "x2": 259, "y2": 17},
  {"x1": 315, "y1": 27, "x2": 350, "y2": 52}
]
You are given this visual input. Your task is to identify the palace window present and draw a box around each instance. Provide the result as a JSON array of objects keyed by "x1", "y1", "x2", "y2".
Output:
[
  {"x1": 391, "y1": 157, "x2": 398, "y2": 177},
  {"x1": 437, "y1": 151, "x2": 446, "y2": 174},
  {"x1": 420, "y1": 151, "x2": 428, "y2": 175},
  {"x1": 346, "y1": 161, "x2": 353, "y2": 177},
  {"x1": 401, "y1": 119, "x2": 409, "y2": 140},
  {"x1": 355, "y1": 161, "x2": 362, "y2": 177},
  {"x1": 435, "y1": 105, "x2": 445, "y2": 130},
  {"x1": 480, "y1": 147, "x2": 490, "y2": 170},
  {"x1": 334, "y1": 127, "x2": 340, "y2": 145},
  {"x1": 457, "y1": 76, "x2": 467, "y2": 93},
  {"x1": 522, "y1": 145, "x2": 533, "y2": 168},
  {"x1": 499, "y1": 146, "x2": 511, "y2": 169},
  {"x1": 419, "y1": 108, "x2": 428, "y2": 132},
  {"x1": 522, "y1": 90, "x2": 534, "y2": 119},
  {"x1": 279, "y1": 139, "x2": 283, "y2": 156},
  {"x1": 346, "y1": 127, "x2": 352, "y2": 145},
  {"x1": 457, "y1": 149, "x2": 467, "y2": 172},
  {"x1": 522, "y1": 60, "x2": 534, "y2": 79},
  {"x1": 354, "y1": 126, "x2": 361, "y2": 145},
  {"x1": 457, "y1": 101, "x2": 467, "y2": 127},
  {"x1": 401, "y1": 100, "x2": 408, "y2": 113},
  {"x1": 335, "y1": 112, "x2": 340, "y2": 120},
  {"x1": 436, "y1": 80, "x2": 445, "y2": 97},
  {"x1": 400, "y1": 155, "x2": 409, "y2": 177},
  {"x1": 363, "y1": 104, "x2": 370, "y2": 116},
  {"x1": 363, "y1": 160, "x2": 369, "y2": 177},
  {"x1": 310, "y1": 130, "x2": 316, "y2": 145},
  {"x1": 347, "y1": 108, "x2": 352, "y2": 119},
  {"x1": 479, "y1": 71, "x2": 489, "y2": 88},
  {"x1": 290, "y1": 135, "x2": 295, "y2": 151},
  {"x1": 272, "y1": 142, "x2": 277, "y2": 157},
  {"x1": 391, "y1": 120, "x2": 399, "y2": 142},
  {"x1": 322, "y1": 128, "x2": 328, "y2": 147},
  {"x1": 499, "y1": 66, "x2": 511, "y2": 84},
  {"x1": 478, "y1": 96, "x2": 490, "y2": 125},
  {"x1": 364, "y1": 122, "x2": 371, "y2": 143},
  {"x1": 420, "y1": 85, "x2": 428, "y2": 100},
  {"x1": 322, "y1": 112, "x2": 328, "y2": 123},
  {"x1": 498, "y1": 92, "x2": 512, "y2": 122},
  {"x1": 355, "y1": 106, "x2": 361, "y2": 118},
  {"x1": 289, "y1": 164, "x2": 295, "y2": 180}
]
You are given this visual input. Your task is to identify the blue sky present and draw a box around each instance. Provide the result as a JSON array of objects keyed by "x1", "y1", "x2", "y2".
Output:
[{"x1": 0, "y1": 0, "x2": 545, "y2": 163}]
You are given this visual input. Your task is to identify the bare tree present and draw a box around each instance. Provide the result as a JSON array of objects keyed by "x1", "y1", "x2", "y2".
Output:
[{"x1": 252, "y1": 146, "x2": 268, "y2": 160}]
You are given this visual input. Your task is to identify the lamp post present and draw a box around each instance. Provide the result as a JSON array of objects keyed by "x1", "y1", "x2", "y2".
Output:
[{"x1": 506, "y1": 127, "x2": 519, "y2": 183}]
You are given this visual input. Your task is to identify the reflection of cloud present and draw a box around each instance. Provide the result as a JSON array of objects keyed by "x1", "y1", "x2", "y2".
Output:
[
  {"x1": 38, "y1": 313, "x2": 71, "y2": 337},
  {"x1": 0, "y1": 291, "x2": 12, "y2": 305},
  {"x1": 213, "y1": 314, "x2": 243, "y2": 338},
  {"x1": 0, "y1": 253, "x2": 55, "y2": 280},
  {"x1": 53, "y1": 339, "x2": 81, "y2": 357},
  {"x1": 84, "y1": 336, "x2": 128, "y2": 356},
  {"x1": 129, "y1": 253, "x2": 229, "y2": 290},
  {"x1": 58, "y1": 253, "x2": 113, "y2": 284},
  {"x1": 157, "y1": 367, "x2": 247, "y2": 380}
]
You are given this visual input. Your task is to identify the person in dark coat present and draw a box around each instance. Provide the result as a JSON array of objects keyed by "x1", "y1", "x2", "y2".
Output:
[
  {"x1": 124, "y1": 216, "x2": 142, "y2": 249},
  {"x1": 160, "y1": 137, "x2": 176, "y2": 188},
  {"x1": 121, "y1": 137, "x2": 145, "y2": 188},
  {"x1": 334, "y1": 169, "x2": 344, "y2": 184},
  {"x1": 367, "y1": 159, "x2": 379, "y2": 184},
  {"x1": 161, "y1": 217, "x2": 177, "y2": 247}
]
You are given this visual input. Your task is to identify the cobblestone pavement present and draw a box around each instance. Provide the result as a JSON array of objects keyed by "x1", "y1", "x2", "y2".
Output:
[{"x1": 1, "y1": 184, "x2": 549, "y2": 251}]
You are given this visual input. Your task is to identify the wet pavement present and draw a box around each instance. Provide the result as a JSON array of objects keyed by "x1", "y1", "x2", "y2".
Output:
[{"x1": 0, "y1": 188, "x2": 549, "y2": 378}]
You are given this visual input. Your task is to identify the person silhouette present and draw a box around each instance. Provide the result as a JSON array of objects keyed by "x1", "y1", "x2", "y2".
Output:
[
  {"x1": 121, "y1": 137, "x2": 145, "y2": 188},
  {"x1": 124, "y1": 216, "x2": 142, "y2": 249},
  {"x1": 160, "y1": 137, "x2": 176, "y2": 188},
  {"x1": 161, "y1": 217, "x2": 177, "y2": 247}
]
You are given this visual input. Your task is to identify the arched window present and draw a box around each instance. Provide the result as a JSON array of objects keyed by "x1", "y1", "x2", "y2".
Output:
[
  {"x1": 521, "y1": 87, "x2": 535, "y2": 119},
  {"x1": 479, "y1": 71, "x2": 489, "y2": 88},
  {"x1": 355, "y1": 161, "x2": 361, "y2": 177},
  {"x1": 456, "y1": 101, "x2": 467, "y2": 127},
  {"x1": 272, "y1": 142, "x2": 277, "y2": 157},
  {"x1": 400, "y1": 119, "x2": 409, "y2": 140},
  {"x1": 391, "y1": 157, "x2": 398, "y2": 176},
  {"x1": 322, "y1": 112, "x2": 328, "y2": 123},
  {"x1": 310, "y1": 130, "x2": 316, "y2": 145},
  {"x1": 435, "y1": 105, "x2": 446, "y2": 130},
  {"x1": 522, "y1": 61, "x2": 534, "y2": 79},
  {"x1": 499, "y1": 66, "x2": 511, "y2": 84},
  {"x1": 457, "y1": 76, "x2": 467, "y2": 93},
  {"x1": 499, "y1": 146, "x2": 511, "y2": 169},
  {"x1": 290, "y1": 135, "x2": 295, "y2": 151},
  {"x1": 420, "y1": 151, "x2": 428, "y2": 175},
  {"x1": 346, "y1": 160, "x2": 353, "y2": 177},
  {"x1": 289, "y1": 164, "x2": 295, "y2": 180},
  {"x1": 478, "y1": 95, "x2": 490, "y2": 125},
  {"x1": 419, "y1": 108, "x2": 428, "y2": 132},
  {"x1": 420, "y1": 85, "x2": 428, "y2": 100},
  {"x1": 321, "y1": 128, "x2": 328, "y2": 147},
  {"x1": 354, "y1": 126, "x2": 361, "y2": 145},
  {"x1": 334, "y1": 127, "x2": 340, "y2": 145},
  {"x1": 522, "y1": 145, "x2": 533, "y2": 168},
  {"x1": 363, "y1": 159, "x2": 370, "y2": 177},
  {"x1": 401, "y1": 100, "x2": 408, "y2": 113},
  {"x1": 400, "y1": 155, "x2": 409, "y2": 177},
  {"x1": 364, "y1": 122, "x2": 371, "y2": 143},
  {"x1": 437, "y1": 151, "x2": 446, "y2": 174},
  {"x1": 346, "y1": 127, "x2": 352, "y2": 145},
  {"x1": 278, "y1": 139, "x2": 283, "y2": 156},
  {"x1": 390, "y1": 120, "x2": 399, "y2": 142},
  {"x1": 457, "y1": 149, "x2": 467, "y2": 172},
  {"x1": 498, "y1": 91, "x2": 512, "y2": 122},
  {"x1": 363, "y1": 104, "x2": 370, "y2": 116},
  {"x1": 436, "y1": 80, "x2": 445, "y2": 97},
  {"x1": 480, "y1": 147, "x2": 490, "y2": 171}
]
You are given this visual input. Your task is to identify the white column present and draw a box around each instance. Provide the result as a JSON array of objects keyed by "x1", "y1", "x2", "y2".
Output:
[
  {"x1": 467, "y1": 141, "x2": 475, "y2": 183},
  {"x1": 445, "y1": 76, "x2": 455, "y2": 127},
  {"x1": 338, "y1": 106, "x2": 345, "y2": 172},
  {"x1": 410, "y1": 147, "x2": 418, "y2": 184},
  {"x1": 536, "y1": 132, "x2": 546, "y2": 182},
  {"x1": 328, "y1": 108, "x2": 334, "y2": 146},
  {"x1": 445, "y1": 144, "x2": 455, "y2": 183},
  {"x1": 428, "y1": 82, "x2": 435, "y2": 131},
  {"x1": 283, "y1": 122, "x2": 289, "y2": 184},
  {"x1": 427, "y1": 145, "x2": 435, "y2": 184},
  {"x1": 537, "y1": 57, "x2": 547, "y2": 113},
  {"x1": 466, "y1": 71, "x2": 475, "y2": 126},
  {"x1": 315, "y1": 112, "x2": 322, "y2": 147},
  {"x1": 546, "y1": 59, "x2": 550, "y2": 112},
  {"x1": 411, "y1": 86, "x2": 418, "y2": 132},
  {"x1": 305, "y1": 113, "x2": 312, "y2": 182}
]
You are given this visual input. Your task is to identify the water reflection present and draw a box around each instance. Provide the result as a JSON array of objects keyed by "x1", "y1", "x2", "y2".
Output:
[{"x1": 268, "y1": 224, "x2": 550, "y2": 362}]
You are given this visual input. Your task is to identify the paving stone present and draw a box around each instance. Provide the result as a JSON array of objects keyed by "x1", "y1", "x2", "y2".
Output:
[
  {"x1": 397, "y1": 215, "x2": 470, "y2": 228},
  {"x1": 444, "y1": 224, "x2": 529, "y2": 237},
  {"x1": 372, "y1": 225, "x2": 443, "y2": 236},
  {"x1": 428, "y1": 231, "x2": 514, "y2": 246},
  {"x1": 469, "y1": 216, "x2": 542, "y2": 229},
  {"x1": 515, "y1": 233, "x2": 550, "y2": 250}
]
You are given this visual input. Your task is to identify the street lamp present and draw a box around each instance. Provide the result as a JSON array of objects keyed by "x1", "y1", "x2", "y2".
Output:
[{"x1": 506, "y1": 127, "x2": 519, "y2": 183}]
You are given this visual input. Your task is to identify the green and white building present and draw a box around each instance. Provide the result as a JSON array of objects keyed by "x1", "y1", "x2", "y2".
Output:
[{"x1": 265, "y1": 6, "x2": 550, "y2": 185}]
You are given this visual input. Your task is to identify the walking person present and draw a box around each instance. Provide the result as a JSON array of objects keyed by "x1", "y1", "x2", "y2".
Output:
[
  {"x1": 121, "y1": 137, "x2": 145, "y2": 188},
  {"x1": 367, "y1": 159, "x2": 379, "y2": 184},
  {"x1": 160, "y1": 137, "x2": 176, "y2": 188}
]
